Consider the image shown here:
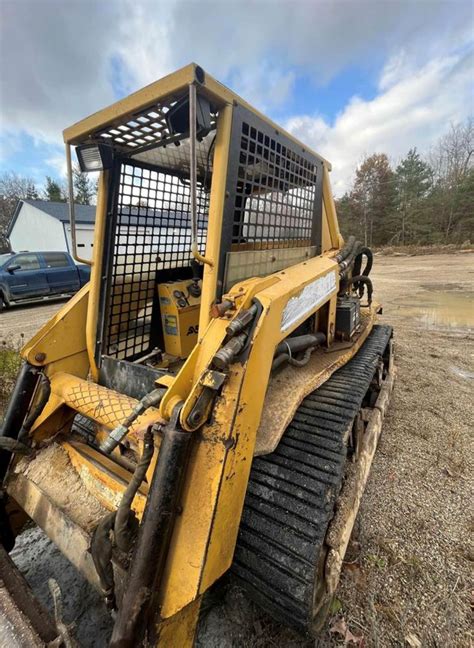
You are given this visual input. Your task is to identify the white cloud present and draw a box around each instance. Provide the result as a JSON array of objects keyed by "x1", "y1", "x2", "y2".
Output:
[
  {"x1": 378, "y1": 51, "x2": 412, "y2": 91},
  {"x1": 228, "y1": 64, "x2": 297, "y2": 113},
  {"x1": 0, "y1": 0, "x2": 122, "y2": 144},
  {"x1": 44, "y1": 153, "x2": 68, "y2": 179},
  {"x1": 286, "y1": 49, "x2": 474, "y2": 195},
  {"x1": 0, "y1": 0, "x2": 472, "y2": 187}
]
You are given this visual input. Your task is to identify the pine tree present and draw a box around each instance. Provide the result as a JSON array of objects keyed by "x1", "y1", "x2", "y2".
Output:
[
  {"x1": 44, "y1": 176, "x2": 65, "y2": 202},
  {"x1": 26, "y1": 181, "x2": 39, "y2": 200},
  {"x1": 394, "y1": 149, "x2": 432, "y2": 244},
  {"x1": 73, "y1": 166, "x2": 94, "y2": 205}
]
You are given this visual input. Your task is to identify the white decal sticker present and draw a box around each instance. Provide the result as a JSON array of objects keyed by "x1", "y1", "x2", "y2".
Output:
[{"x1": 281, "y1": 271, "x2": 337, "y2": 332}]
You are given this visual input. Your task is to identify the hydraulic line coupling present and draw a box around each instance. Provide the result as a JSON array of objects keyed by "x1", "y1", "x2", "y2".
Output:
[{"x1": 100, "y1": 388, "x2": 165, "y2": 454}]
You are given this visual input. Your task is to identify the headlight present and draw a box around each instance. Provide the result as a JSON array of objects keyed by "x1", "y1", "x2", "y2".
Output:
[
  {"x1": 76, "y1": 143, "x2": 114, "y2": 172},
  {"x1": 166, "y1": 93, "x2": 211, "y2": 140}
]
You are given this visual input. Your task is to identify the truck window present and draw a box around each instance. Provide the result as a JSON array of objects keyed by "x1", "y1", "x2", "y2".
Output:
[
  {"x1": 42, "y1": 252, "x2": 70, "y2": 268},
  {"x1": 9, "y1": 254, "x2": 40, "y2": 271}
]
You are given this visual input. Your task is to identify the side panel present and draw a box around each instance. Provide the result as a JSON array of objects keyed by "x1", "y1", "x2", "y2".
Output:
[
  {"x1": 4, "y1": 253, "x2": 48, "y2": 299},
  {"x1": 218, "y1": 103, "x2": 325, "y2": 297},
  {"x1": 157, "y1": 255, "x2": 339, "y2": 618}
]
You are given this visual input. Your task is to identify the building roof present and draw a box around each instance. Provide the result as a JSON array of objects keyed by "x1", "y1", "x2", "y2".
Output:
[
  {"x1": 6, "y1": 199, "x2": 95, "y2": 238},
  {"x1": 7, "y1": 199, "x2": 206, "y2": 239},
  {"x1": 23, "y1": 200, "x2": 96, "y2": 224}
]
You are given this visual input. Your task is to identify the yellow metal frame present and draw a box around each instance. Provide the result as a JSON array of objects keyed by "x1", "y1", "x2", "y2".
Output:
[
  {"x1": 155, "y1": 256, "x2": 339, "y2": 620},
  {"x1": 63, "y1": 63, "x2": 330, "y2": 170},
  {"x1": 9, "y1": 63, "x2": 365, "y2": 647},
  {"x1": 56, "y1": 63, "x2": 342, "y2": 377}
]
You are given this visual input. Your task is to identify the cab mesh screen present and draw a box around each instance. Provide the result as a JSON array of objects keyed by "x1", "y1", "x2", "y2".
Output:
[
  {"x1": 104, "y1": 162, "x2": 209, "y2": 361},
  {"x1": 231, "y1": 120, "x2": 319, "y2": 250}
]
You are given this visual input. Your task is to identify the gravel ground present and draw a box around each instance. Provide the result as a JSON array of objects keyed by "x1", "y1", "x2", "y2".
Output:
[
  {"x1": 4, "y1": 253, "x2": 474, "y2": 647},
  {"x1": 0, "y1": 298, "x2": 68, "y2": 346}
]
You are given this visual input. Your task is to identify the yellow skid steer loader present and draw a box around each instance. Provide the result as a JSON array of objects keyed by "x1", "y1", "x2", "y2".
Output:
[{"x1": 0, "y1": 63, "x2": 395, "y2": 646}]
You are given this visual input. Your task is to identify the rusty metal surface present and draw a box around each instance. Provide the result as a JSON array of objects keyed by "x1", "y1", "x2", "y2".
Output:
[
  {"x1": 63, "y1": 440, "x2": 149, "y2": 516},
  {"x1": 255, "y1": 308, "x2": 377, "y2": 456}
]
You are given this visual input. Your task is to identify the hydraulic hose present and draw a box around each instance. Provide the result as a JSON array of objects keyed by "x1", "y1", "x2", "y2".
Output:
[
  {"x1": 338, "y1": 239, "x2": 363, "y2": 276},
  {"x1": 272, "y1": 332, "x2": 326, "y2": 372},
  {"x1": 90, "y1": 428, "x2": 155, "y2": 610},
  {"x1": 17, "y1": 375, "x2": 51, "y2": 443},
  {"x1": 0, "y1": 362, "x2": 41, "y2": 482},
  {"x1": 90, "y1": 512, "x2": 116, "y2": 610},
  {"x1": 348, "y1": 275, "x2": 373, "y2": 304},
  {"x1": 353, "y1": 246, "x2": 373, "y2": 280},
  {"x1": 335, "y1": 235, "x2": 356, "y2": 263},
  {"x1": 100, "y1": 388, "x2": 165, "y2": 454},
  {"x1": 114, "y1": 429, "x2": 155, "y2": 553},
  {"x1": 110, "y1": 408, "x2": 193, "y2": 648}
]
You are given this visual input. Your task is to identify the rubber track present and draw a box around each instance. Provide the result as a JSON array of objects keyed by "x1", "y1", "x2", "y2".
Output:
[{"x1": 232, "y1": 324, "x2": 392, "y2": 633}]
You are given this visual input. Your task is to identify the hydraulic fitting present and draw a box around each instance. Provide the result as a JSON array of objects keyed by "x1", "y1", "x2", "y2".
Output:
[
  {"x1": 100, "y1": 388, "x2": 165, "y2": 455},
  {"x1": 212, "y1": 333, "x2": 248, "y2": 370},
  {"x1": 226, "y1": 303, "x2": 258, "y2": 337}
]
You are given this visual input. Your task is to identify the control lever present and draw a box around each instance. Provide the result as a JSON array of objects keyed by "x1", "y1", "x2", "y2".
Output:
[{"x1": 188, "y1": 258, "x2": 202, "y2": 298}]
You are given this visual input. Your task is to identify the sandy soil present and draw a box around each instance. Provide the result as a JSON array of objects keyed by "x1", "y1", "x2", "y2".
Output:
[{"x1": 5, "y1": 253, "x2": 474, "y2": 647}]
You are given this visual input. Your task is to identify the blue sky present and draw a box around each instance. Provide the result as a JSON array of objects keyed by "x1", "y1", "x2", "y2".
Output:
[{"x1": 0, "y1": 0, "x2": 472, "y2": 195}]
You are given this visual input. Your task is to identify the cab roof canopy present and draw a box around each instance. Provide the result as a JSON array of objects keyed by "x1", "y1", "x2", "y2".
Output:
[{"x1": 63, "y1": 63, "x2": 330, "y2": 177}]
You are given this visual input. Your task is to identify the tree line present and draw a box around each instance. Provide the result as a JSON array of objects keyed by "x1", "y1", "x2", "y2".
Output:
[
  {"x1": 336, "y1": 119, "x2": 473, "y2": 246},
  {"x1": 0, "y1": 168, "x2": 96, "y2": 252},
  {"x1": 0, "y1": 119, "x2": 472, "y2": 253}
]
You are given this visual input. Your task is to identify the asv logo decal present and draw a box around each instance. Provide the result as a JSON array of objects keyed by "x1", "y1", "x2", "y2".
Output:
[{"x1": 187, "y1": 325, "x2": 199, "y2": 336}]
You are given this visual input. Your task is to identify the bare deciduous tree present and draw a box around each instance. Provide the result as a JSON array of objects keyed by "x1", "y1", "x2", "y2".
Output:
[{"x1": 0, "y1": 172, "x2": 39, "y2": 252}]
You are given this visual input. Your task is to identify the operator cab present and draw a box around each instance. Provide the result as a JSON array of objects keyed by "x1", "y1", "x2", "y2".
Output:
[{"x1": 68, "y1": 65, "x2": 326, "y2": 399}]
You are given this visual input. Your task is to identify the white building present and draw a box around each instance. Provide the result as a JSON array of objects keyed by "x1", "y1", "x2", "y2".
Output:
[{"x1": 7, "y1": 200, "x2": 96, "y2": 262}]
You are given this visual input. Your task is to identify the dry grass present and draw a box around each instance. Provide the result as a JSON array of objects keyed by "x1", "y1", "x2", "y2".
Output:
[{"x1": 375, "y1": 243, "x2": 473, "y2": 256}]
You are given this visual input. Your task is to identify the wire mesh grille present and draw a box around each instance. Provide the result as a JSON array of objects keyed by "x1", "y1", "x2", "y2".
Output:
[
  {"x1": 105, "y1": 162, "x2": 209, "y2": 361},
  {"x1": 231, "y1": 121, "x2": 319, "y2": 251},
  {"x1": 94, "y1": 95, "x2": 217, "y2": 176}
]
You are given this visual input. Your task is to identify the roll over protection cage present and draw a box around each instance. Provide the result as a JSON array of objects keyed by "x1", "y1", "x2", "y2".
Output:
[{"x1": 61, "y1": 64, "x2": 335, "y2": 374}]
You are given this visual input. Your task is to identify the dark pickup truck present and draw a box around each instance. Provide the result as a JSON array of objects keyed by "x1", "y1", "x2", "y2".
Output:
[{"x1": 0, "y1": 251, "x2": 90, "y2": 311}]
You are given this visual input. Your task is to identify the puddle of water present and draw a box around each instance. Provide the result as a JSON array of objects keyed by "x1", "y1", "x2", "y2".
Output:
[
  {"x1": 451, "y1": 366, "x2": 474, "y2": 380},
  {"x1": 391, "y1": 291, "x2": 474, "y2": 330}
]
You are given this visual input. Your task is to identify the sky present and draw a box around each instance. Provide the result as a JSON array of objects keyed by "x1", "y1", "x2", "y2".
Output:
[{"x1": 0, "y1": 0, "x2": 473, "y2": 196}]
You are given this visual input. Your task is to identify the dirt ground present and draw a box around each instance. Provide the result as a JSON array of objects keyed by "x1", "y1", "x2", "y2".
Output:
[
  {"x1": 3, "y1": 253, "x2": 474, "y2": 647},
  {"x1": 0, "y1": 297, "x2": 68, "y2": 345}
]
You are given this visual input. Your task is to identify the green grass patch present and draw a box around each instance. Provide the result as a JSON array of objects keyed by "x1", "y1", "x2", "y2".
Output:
[
  {"x1": 0, "y1": 346, "x2": 21, "y2": 381},
  {"x1": 0, "y1": 343, "x2": 22, "y2": 415}
]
